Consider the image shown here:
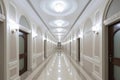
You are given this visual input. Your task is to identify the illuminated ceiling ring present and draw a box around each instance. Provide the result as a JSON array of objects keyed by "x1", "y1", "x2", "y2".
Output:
[
  {"x1": 40, "y1": 0, "x2": 78, "y2": 16},
  {"x1": 49, "y1": 19, "x2": 69, "y2": 27}
]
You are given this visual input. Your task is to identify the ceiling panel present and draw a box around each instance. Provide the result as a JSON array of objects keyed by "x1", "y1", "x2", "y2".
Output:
[
  {"x1": 28, "y1": 0, "x2": 91, "y2": 41},
  {"x1": 11, "y1": 0, "x2": 92, "y2": 42}
]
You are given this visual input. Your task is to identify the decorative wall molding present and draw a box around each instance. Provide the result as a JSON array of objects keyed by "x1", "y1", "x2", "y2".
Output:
[
  {"x1": 9, "y1": 60, "x2": 18, "y2": 68},
  {"x1": 19, "y1": 25, "x2": 31, "y2": 33},
  {"x1": 0, "y1": 13, "x2": 5, "y2": 21},
  {"x1": 83, "y1": 55, "x2": 101, "y2": 64},
  {"x1": 104, "y1": 11, "x2": 120, "y2": 25},
  {"x1": 9, "y1": 64, "x2": 19, "y2": 80}
]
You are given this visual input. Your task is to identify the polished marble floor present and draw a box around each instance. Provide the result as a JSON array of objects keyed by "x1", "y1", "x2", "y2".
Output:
[{"x1": 37, "y1": 52, "x2": 82, "y2": 80}]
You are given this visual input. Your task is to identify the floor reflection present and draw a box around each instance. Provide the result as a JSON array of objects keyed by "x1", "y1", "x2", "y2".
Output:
[{"x1": 37, "y1": 52, "x2": 81, "y2": 80}]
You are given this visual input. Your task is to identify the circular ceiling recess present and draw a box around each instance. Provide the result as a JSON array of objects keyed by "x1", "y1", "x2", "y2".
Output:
[
  {"x1": 53, "y1": 28, "x2": 66, "y2": 32},
  {"x1": 49, "y1": 19, "x2": 69, "y2": 27},
  {"x1": 40, "y1": 0, "x2": 78, "y2": 16}
]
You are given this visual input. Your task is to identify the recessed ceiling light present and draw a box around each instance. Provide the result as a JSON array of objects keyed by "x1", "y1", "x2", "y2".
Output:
[
  {"x1": 57, "y1": 29, "x2": 62, "y2": 32},
  {"x1": 52, "y1": 1, "x2": 66, "y2": 13}
]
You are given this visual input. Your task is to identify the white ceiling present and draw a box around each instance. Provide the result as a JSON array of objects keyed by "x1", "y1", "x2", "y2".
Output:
[{"x1": 11, "y1": 0, "x2": 97, "y2": 42}]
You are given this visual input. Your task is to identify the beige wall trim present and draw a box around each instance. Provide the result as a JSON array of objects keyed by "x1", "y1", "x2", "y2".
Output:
[
  {"x1": 19, "y1": 25, "x2": 31, "y2": 33},
  {"x1": 102, "y1": 0, "x2": 114, "y2": 80},
  {"x1": 104, "y1": 11, "x2": 120, "y2": 25}
]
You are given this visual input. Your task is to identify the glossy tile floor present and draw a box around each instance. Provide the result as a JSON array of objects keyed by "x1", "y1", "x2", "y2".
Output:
[{"x1": 37, "y1": 52, "x2": 82, "y2": 80}]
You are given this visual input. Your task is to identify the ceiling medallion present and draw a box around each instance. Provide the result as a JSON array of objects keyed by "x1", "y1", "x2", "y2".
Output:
[
  {"x1": 55, "y1": 33, "x2": 64, "y2": 36},
  {"x1": 49, "y1": 20, "x2": 69, "y2": 27},
  {"x1": 53, "y1": 28, "x2": 66, "y2": 32},
  {"x1": 52, "y1": 1, "x2": 66, "y2": 13},
  {"x1": 40, "y1": 0, "x2": 78, "y2": 16}
]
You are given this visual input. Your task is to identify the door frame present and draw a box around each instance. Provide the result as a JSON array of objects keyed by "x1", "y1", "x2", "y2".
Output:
[
  {"x1": 70, "y1": 42, "x2": 71, "y2": 56},
  {"x1": 77, "y1": 38, "x2": 80, "y2": 62},
  {"x1": 44, "y1": 40, "x2": 47, "y2": 59},
  {"x1": 102, "y1": 0, "x2": 118, "y2": 80},
  {"x1": 108, "y1": 22, "x2": 120, "y2": 80},
  {"x1": 19, "y1": 30, "x2": 28, "y2": 75}
]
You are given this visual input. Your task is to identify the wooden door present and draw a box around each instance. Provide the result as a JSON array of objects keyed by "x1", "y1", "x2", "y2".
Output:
[
  {"x1": 70, "y1": 42, "x2": 71, "y2": 56},
  {"x1": 19, "y1": 30, "x2": 27, "y2": 75},
  {"x1": 44, "y1": 40, "x2": 47, "y2": 59},
  {"x1": 108, "y1": 22, "x2": 120, "y2": 80},
  {"x1": 77, "y1": 38, "x2": 80, "y2": 62}
]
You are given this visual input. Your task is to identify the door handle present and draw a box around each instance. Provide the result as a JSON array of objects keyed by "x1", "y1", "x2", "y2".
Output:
[{"x1": 109, "y1": 56, "x2": 112, "y2": 62}]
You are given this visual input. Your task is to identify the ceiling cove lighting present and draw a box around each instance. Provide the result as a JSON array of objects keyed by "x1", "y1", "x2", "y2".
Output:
[
  {"x1": 56, "y1": 28, "x2": 65, "y2": 32},
  {"x1": 55, "y1": 20, "x2": 65, "y2": 27},
  {"x1": 40, "y1": 0, "x2": 77, "y2": 16},
  {"x1": 52, "y1": 1, "x2": 66, "y2": 13},
  {"x1": 55, "y1": 33, "x2": 64, "y2": 36},
  {"x1": 49, "y1": 20, "x2": 69, "y2": 27}
]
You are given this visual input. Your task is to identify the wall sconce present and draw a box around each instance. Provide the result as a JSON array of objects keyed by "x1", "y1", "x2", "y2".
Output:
[
  {"x1": 43, "y1": 36, "x2": 46, "y2": 40},
  {"x1": 32, "y1": 31, "x2": 38, "y2": 38},
  {"x1": 11, "y1": 28, "x2": 18, "y2": 34},
  {"x1": 9, "y1": 19, "x2": 19, "y2": 34},
  {"x1": 92, "y1": 26, "x2": 99, "y2": 35},
  {"x1": 78, "y1": 33, "x2": 83, "y2": 38}
]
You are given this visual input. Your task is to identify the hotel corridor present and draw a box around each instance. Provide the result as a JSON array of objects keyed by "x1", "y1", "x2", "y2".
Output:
[
  {"x1": 37, "y1": 52, "x2": 81, "y2": 80},
  {"x1": 0, "y1": 0, "x2": 120, "y2": 80}
]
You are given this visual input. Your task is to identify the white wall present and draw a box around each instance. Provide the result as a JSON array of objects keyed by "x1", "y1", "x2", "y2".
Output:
[
  {"x1": 63, "y1": 0, "x2": 110, "y2": 80},
  {"x1": 1, "y1": 1, "x2": 57, "y2": 80},
  {"x1": 2, "y1": 0, "x2": 120, "y2": 80}
]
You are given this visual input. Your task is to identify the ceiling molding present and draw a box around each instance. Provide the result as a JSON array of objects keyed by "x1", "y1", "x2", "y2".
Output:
[
  {"x1": 62, "y1": 0, "x2": 92, "y2": 41},
  {"x1": 27, "y1": 0, "x2": 92, "y2": 42},
  {"x1": 27, "y1": 0, "x2": 57, "y2": 40}
]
